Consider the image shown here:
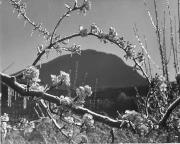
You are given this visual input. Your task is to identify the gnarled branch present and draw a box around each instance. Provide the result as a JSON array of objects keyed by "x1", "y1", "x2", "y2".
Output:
[{"x1": 0, "y1": 72, "x2": 124, "y2": 128}]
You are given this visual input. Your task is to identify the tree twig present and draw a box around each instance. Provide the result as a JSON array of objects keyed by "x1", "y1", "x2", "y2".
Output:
[
  {"x1": 50, "y1": 2, "x2": 81, "y2": 44},
  {"x1": 153, "y1": 0, "x2": 166, "y2": 77},
  {"x1": 2, "y1": 62, "x2": 15, "y2": 73}
]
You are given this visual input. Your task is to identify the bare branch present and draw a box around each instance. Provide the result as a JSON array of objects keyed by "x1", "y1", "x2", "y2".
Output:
[
  {"x1": 50, "y1": 3, "x2": 81, "y2": 44},
  {"x1": 153, "y1": 0, "x2": 166, "y2": 77},
  {"x1": 159, "y1": 96, "x2": 180, "y2": 127},
  {"x1": 166, "y1": 0, "x2": 178, "y2": 76},
  {"x1": 2, "y1": 62, "x2": 15, "y2": 73}
]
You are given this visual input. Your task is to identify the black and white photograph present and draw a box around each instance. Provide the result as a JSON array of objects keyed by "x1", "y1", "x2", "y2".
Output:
[{"x1": 0, "y1": 0, "x2": 180, "y2": 143}]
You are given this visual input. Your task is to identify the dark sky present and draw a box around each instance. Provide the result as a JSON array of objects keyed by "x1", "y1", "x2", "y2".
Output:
[{"x1": 0, "y1": 0, "x2": 179, "y2": 80}]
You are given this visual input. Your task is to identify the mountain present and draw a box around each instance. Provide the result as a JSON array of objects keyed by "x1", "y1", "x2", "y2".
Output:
[{"x1": 39, "y1": 49, "x2": 147, "y2": 89}]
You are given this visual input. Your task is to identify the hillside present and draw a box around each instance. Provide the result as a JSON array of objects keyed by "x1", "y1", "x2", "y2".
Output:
[{"x1": 39, "y1": 49, "x2": 147, "y2": 89}]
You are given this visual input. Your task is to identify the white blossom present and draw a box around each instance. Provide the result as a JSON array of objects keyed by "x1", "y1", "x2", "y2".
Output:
[
  {"x1": 1, "y1": 113, "x2": 9, "y2": 122},
  {"x1": 23, "y1": 66, "x2": 40, "y2": 83},
  {"x1": 108, "y1": 27, "x2": 117, "y2": 39},
  {"x1": 51, "y1": 74, "x2": 61, "y2": 85},
  {"x1": 136, "y1": 52, "x2": 145, "y2": 64},
  {"x1": 59, "y1": 95, "x2": 72, "y2": 105},
  {"x1": 80, "y1": 0, "x2": 91, "y2": 15},
  {"x1": 83, "y1": 113, "x2": 93, "y2": 121},
  {"x1": 124, "y1": 44, "x2": 136, "y2": 60},
  {"x1": 30, "y1": 83, "x2": 45, "y2": 91},
  {"x1": 79, "y1": 26, "x2": 88, "y2": 37},
  {"x1": 76, "y1": 85, "x2": 92, "y2": 97},
  {"x1": 66, "y1": 44, "x2": 81, "y2": 55},
  {"x1": 90, "y1": 23, "x2": 99, "y2": 34},
  {"x1": 62, "y1": 129, "x2": 73, "y2": 137},
  {"x1": 158, "y1": 75, "x2": 166, "y2": 82},
  {"x1": 64, "y1": 116, "x2": 74, "y2": 124},
  {"x1": 83, "y1": 113, "x2": 94, "y2": 128},
  {"x1": 84, "y1": 85, "x2": 92, "y2": 97},
  {"x1": 60, "y1": 71, "x2": 70, "y2": 86},
  {"x1": 160, "y1": 82, "x2": 167, "y2": 92},
  {"x1": 51, "y1": 71, "x2": 70, "y2": 87}
]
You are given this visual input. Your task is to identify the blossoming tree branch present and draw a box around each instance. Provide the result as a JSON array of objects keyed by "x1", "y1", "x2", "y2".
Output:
[{"x1": 1, "y1": 0, "x2": 180, "y2": 141}]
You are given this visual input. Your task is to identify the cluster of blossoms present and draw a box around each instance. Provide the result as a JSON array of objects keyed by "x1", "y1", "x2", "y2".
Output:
[
  {"x1": 16, "y1": 118, "x2": 35, "y2": 134},
  {"x1": 76, "y1": 85, "x2": 92, "y2": 97},
  {"x1": 124, "y1": 42, "x2": 136, "y2": 60},
  {"x1": 59, "y1": 95, "x2": 72, "y2": 105},
  {"x1": 158, "y1": 75, "x2": 167, "y2": 92},
  {"x1": 63, "y1": 44, "x2": 81, "y2": 55},
  {"x1": 151, "y1": 74, "x2": 167, "y2": 93},
  {"x1": 63, "y1": 128, "x2": 74, "y2": 137},
  {"x1": 90, "y1": 23, "x2": 100, "y2": 34},
  {"x1": 51, "y1": 71, "x2": 70, "y2": 87},
  {"x1": 89, "y1": 23, "x2": 137, "y2": 60},
  {"x1": 108, "y1": 27, "x2": 118, "y2": 39},
  {"x1": 31, "y1": 23, "x2": 50, "y2": 40},
  {"x1": 1, "y1": 113, "x2": 10, "y2": 139},
  {"x1": 135, "y1": 51, "x2": 145, "y2": 65},
  {"x1": 29, "y1": 82, "x2": 45, "y2": 91},
  {"x1": 23, "y1": 66, "x2": 40, "y2": 84},
  {"x1": 64, "y1": 116, "x2": 74, "y2": 124},
  {"x1": 90, "y1": 23, "x2": 108, "y2": 43},
  {"x1": 121, "y1": 110, "x2": 150, "y2": 136},
  {"x1": 63, "y1": 114, "x2": 94, "y2": 138},
  {"x1": 75, "y1": 85, "x2": 92, "y2": 106},
  {"x1": 79, "y1": 0, "x2": 91, "y2": 15},
  {"x1": 79, "y1": 26, "x2": 88, "y2": 37},
  {"x1": 9, "y1": 0, "x2": 26, "y2": 16},
  {"x1": 82, "y1": 113, "x2": 94, "y2": 129},
  {"x1": 9, "y1": 0, "x2": 50, "y2": 40},
  {"x1": 37, "y1": 45, "x2": 44, "y2": 55},
  {"x1": 80, "y1": 23, "x2": 137, "y2": 62},
  {"x1": 1, "y1": 113, "x2": 9, "y2": 122}
]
